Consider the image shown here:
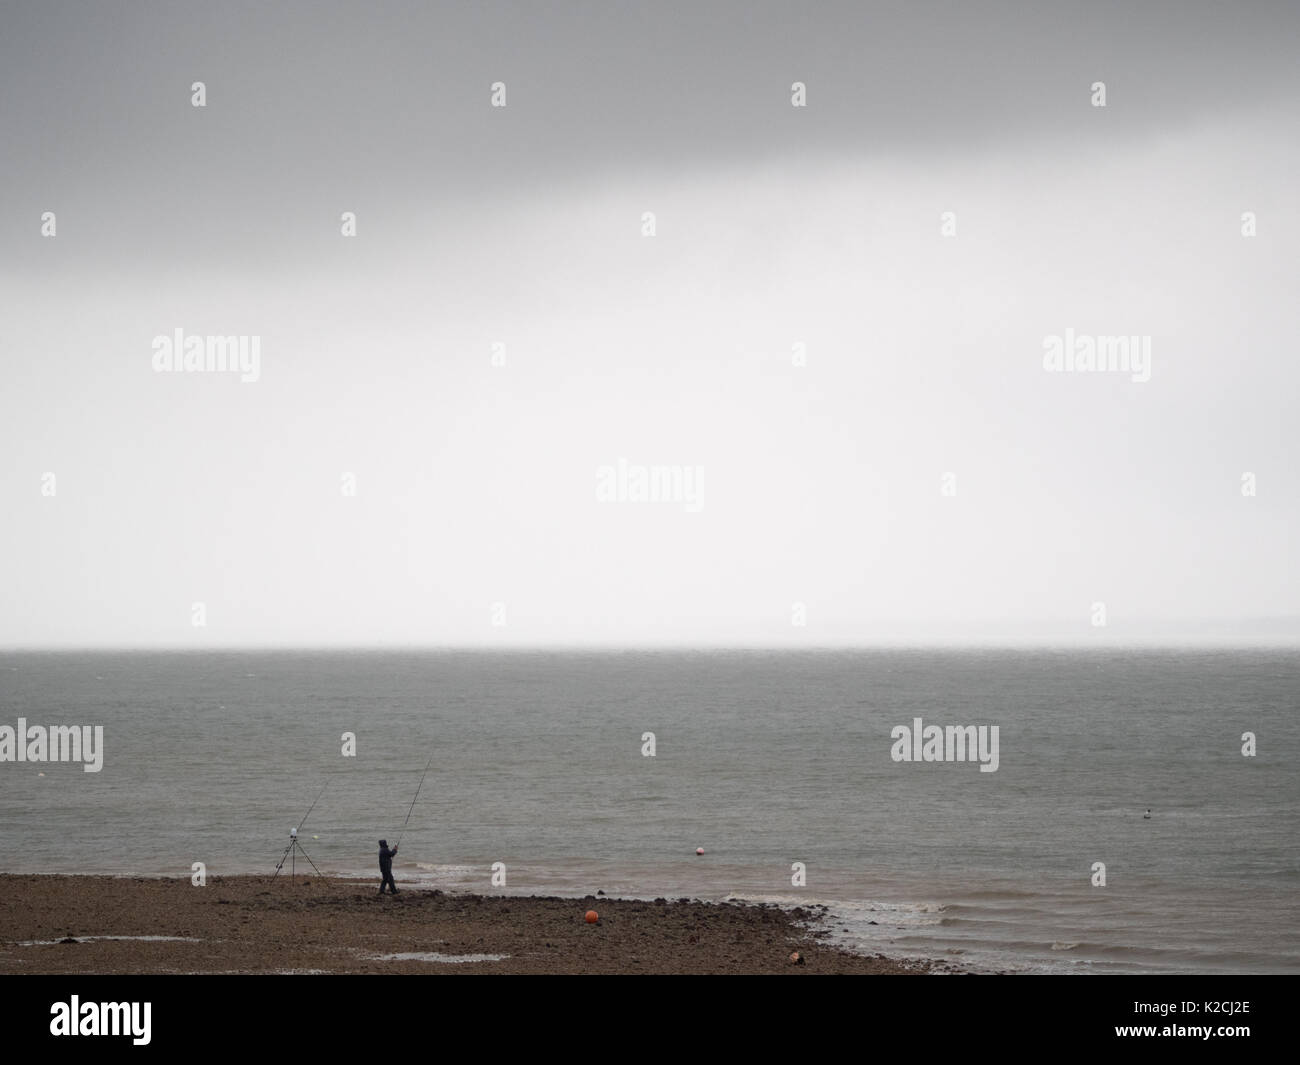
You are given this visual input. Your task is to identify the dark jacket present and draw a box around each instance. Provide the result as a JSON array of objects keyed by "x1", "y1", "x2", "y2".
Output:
[{"x1": 379, "y1": 843, "x2": 397, "y2": 872}]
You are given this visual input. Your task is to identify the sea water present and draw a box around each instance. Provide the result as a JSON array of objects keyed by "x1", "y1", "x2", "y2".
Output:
[{"x1": 1, "y1": 647, "x2": 1296, "y2": 974}]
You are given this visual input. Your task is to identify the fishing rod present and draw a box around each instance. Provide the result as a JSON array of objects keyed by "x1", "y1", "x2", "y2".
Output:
[
  {"x1": 297, "y1": 781, "x2": 328, "y2": 835},
  {"x1": 395, "y1": 752, "x2": 434, "y2": 848}
]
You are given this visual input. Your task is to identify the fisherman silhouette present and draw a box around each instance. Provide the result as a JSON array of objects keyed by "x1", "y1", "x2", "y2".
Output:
[{"x1": 378, "y1": 839, "x2": 399, "y2": 894}]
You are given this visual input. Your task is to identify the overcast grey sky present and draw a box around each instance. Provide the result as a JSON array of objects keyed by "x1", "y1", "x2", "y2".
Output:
[{"x1": 2, "y1": 1, "x2": 1297, "y2": 646}]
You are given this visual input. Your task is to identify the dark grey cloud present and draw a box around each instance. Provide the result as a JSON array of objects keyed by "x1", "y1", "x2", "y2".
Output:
[{"x1": 2, "y1": 1, "x2": 1297, "y2": 266}]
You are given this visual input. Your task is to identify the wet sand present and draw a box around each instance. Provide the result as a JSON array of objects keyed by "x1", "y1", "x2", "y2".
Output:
[{"x1": 0, "y1": 874, "x2": 951, "y2": 974}]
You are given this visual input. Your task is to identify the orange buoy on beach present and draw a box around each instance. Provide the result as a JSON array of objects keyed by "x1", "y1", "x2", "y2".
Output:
[{"x1": 585, "y1": 910, "x2": 599, "y2": 924}]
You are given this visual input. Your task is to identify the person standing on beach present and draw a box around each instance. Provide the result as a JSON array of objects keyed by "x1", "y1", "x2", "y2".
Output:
[{"x1": 377, "y1": 839, "x2": 399, "y2": 895}]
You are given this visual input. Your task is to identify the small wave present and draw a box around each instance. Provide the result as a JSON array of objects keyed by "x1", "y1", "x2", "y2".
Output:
[{"x1": 722, "y1": 892, "x2": 823, "y2": 908}]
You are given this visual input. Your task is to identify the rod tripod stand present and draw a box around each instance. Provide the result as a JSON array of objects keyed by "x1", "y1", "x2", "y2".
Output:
[
  {"x1": 273, "y1": 829, "x2": 322, "y2": 879},
  {"x1": 272, "y1": 781, "x2": 328, "y2": 881}
]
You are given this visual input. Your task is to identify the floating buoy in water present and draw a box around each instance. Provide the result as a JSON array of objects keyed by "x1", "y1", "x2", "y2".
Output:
[
  {"x1": 696, "y1": 847, "x2": 704, "y2": 856},
  {"x1": 585, "y1": 910, "x2": 599, "y2": 924}
]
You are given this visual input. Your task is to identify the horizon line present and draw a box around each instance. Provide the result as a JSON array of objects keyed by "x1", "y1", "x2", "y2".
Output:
[{"x1": 3, "y1": 637, "x2": 1298, "y2": 654}]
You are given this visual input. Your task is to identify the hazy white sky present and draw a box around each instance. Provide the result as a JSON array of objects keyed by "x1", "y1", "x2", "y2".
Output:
[{"x1": 2, "y1": 2, "x2": 1297, "y2": 646}]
